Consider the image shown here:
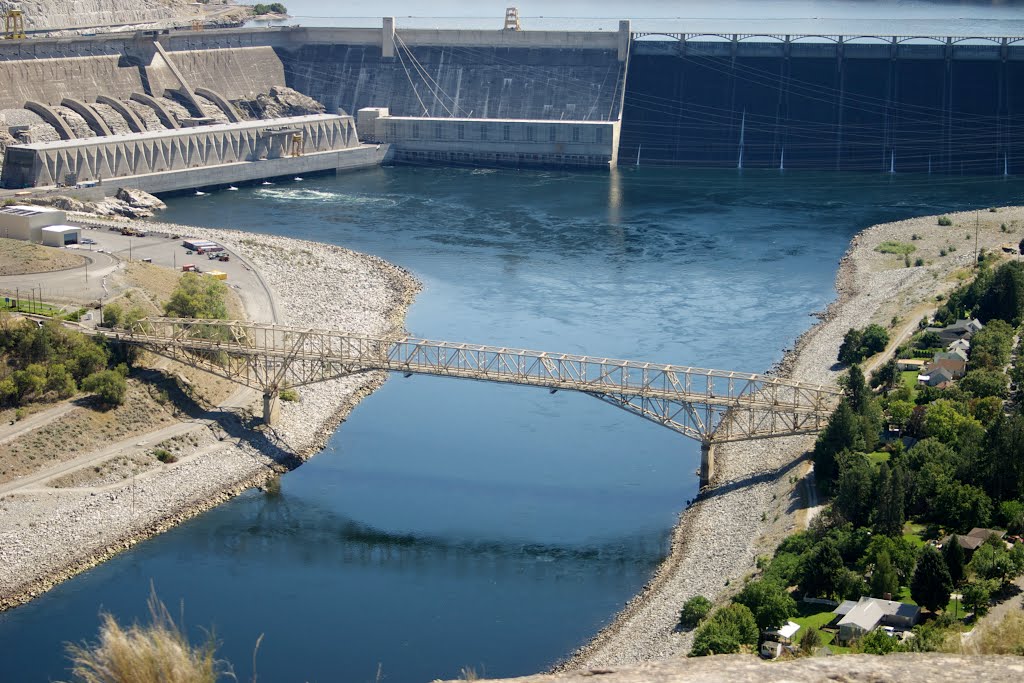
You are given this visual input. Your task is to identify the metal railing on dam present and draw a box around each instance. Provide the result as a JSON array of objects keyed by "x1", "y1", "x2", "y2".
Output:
[{"x1": 105, "y1": 317, "x2": 843, "y2": 486}]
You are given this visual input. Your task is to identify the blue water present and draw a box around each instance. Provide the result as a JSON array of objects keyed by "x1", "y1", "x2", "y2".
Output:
[
  {"x1": 3, "y1": 167, "x2": 1024, "y2": 682},
  {"x1": 252, "y1": 0, "x2": 1024, "y2": 37}
]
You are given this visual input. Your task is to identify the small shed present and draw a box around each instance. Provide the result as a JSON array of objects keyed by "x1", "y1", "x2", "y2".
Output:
[
  {"x1": 40, "y1": 224, "x2": 81, "y2": 246},
  {"x1": 897, "y1": 358, "x2": 926, "y2": 371},
  {"x1": 0, "y1": 205, "x2": 67, "y2": 241},
  {"x1": 763, "y1": 620, "x2": 801, "y2": 645},
  {"x1": 760, "y1": 641, "x2": 783, "y2": 659}
]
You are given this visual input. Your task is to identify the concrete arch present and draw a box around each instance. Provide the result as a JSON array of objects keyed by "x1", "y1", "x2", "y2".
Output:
[
  {"x1": 895, "y1": 36, "x2": 946, "y2": 44},
  {"x1": 195, "y1": 86, "x2": 242, "y2": 123},
  {"x1": 736, "y1": 35, "x2": 787, "y2": 43},
  {"x1": 130, "y1": 92, "x2": 180, "y2": 129},
  {"x1": 95, "y1": 96, "x2": 146, "y2": 133},
  {"x1": 789, "y1": 35, "x2": 841, "y2": 43},
  {"x1": 23, "y1": 101, "x2": 76, "y2": 140},
  {"x1": 950, "y1": 36, "x2": 1002, "y2": 45},
  {"x1": 60, "y1": 98, "x2": 113, "y2": 136}
]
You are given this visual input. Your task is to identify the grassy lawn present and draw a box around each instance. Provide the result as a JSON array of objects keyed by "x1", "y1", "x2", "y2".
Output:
[
  {"x1": 4, "y1": 300, "x2": 66, "y2": 317},
  {"x1": 868, "y1": 451, "x2": 891, "y2": 467},
  {"x1": 790, "y1": 603, "x2": 852, "y2": 653},
  {"x1": 901, "y1": 370, "x2": 920, "y2": 399},
  {"x1": 902, "y1": 522, "x2": 929, "y2": 549}
]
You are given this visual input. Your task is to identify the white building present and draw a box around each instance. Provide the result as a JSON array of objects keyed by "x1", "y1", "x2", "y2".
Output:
[
  {"x1": 40, "y1": 224, "x2": 81, "y2": 247},
  {"x1": 0, "y1": 205, "x2": 67, "y2": 242}
]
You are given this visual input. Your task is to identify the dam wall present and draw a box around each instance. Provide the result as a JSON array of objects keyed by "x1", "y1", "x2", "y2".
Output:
[{"x1": 623, "y1": 39, "x2": 1024, "y2": 173}]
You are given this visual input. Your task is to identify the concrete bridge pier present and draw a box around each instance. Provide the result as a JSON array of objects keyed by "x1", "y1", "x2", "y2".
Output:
[
  {"x1": 263, "y1": 391, "x2": 280, "y2": 425},
  {"x1": 700, "y1": 441, "x2": 715, "y2": 488}
]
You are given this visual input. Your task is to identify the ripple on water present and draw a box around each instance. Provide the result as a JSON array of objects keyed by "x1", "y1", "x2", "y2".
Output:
[{"x1": 254, "y1": 187, "x2": 404, "y2": 207}]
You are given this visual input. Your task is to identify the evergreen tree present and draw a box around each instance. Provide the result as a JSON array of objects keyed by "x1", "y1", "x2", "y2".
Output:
[
  {"x1": 813, "y1": 401, "x2": 864, "y2": 487},
  {"x1": 943, "y1": 535, "x2": 967, "y2": 587},
  {"x1": 870, "y1": 550, "x2": 900, "y2": 598},
  {"x1": 800, "y1": 539, "x2": 845, "y2": 600},
  {"x1": 911, "y1": 546, "x2": 953, "y2": 613},
  {"x1": 843, "y1": 364, "x2": 869, "y2": 413},
  {"x1": 871, "y1": 462, "x2": 906, "y2": 537},
  {"x1": 835, "y1": 452, "x2": 874, "y2": 527}
]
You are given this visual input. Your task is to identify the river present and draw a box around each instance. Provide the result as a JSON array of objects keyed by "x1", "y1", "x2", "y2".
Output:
[{"x1": 3, "y1": 167, "x2": 1024, "y2": 681}]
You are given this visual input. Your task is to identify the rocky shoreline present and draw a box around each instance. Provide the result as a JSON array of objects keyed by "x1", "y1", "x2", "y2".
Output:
[
  {"x1": 558, "y1": 207, "x2": 1024, "y2": 669},
  {"x1": 0, "y1": 223, "x2": 421, "y2": 612}
]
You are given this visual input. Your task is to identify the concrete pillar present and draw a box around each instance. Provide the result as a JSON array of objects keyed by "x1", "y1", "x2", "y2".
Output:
[
  {"x1": 617, "y1": 20, "x2": 631, "y2": 62},
  {"x1": 383, "y1": 17, "x2": 396, "y2": 59},
  {"x1": 700, "y1": 441, "x2": 715, "y2": 488},
  {"x1": 263, "y1": 391, "x2": 280, "y2": 425}
]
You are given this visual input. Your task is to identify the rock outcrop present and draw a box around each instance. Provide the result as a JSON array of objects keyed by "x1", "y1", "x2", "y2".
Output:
[
  {"x1": 234, "y1": 86, "x2": 327, "y2": 120},
  {"x1": 446, "y1": 654, "x2": 1024, "y2": 683},
  {"x1": 27, "y1": 188, "x2": 166, "y2": 219}
]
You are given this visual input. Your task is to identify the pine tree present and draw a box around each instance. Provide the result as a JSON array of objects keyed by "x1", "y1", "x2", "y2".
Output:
[
  {"x1": 943, "y1": 535, "x2": 967, "y2": 587},
  {"x1": 871, "y1": 462, "x2": 906, "y2": 537},
  {"x1": 813, "y1": 401, "x2": 864, "y2": 486},
  {"x1": 844, "y1": 364, "x2": 869, "y2": 413}
]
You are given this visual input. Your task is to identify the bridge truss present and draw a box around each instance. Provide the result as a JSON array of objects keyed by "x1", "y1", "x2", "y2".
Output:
[{"x1": 114, "y1": 318, "x2": 843, "y2": 485}]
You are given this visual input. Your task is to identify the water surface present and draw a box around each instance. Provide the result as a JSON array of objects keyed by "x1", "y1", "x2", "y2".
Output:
[{"x1": 3, "y1": 167, "x2": 1024, "y2": 682}]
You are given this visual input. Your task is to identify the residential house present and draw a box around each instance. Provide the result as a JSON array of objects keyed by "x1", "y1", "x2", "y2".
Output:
[
  {"x1": 944, "y1": 528, "x2": 1007, "y2": 553},
  {"x1": 925, "y1": 319, "x2": 984, "y2": 346},
  {"x1": 834, "y1": 597, "x2": 920, "y2": 645},
  {"x1": 919, "y1": 366, "x2": 955, "y2": 388},
  {"x1": 948, "y1": 339, "x2": 971, "y2": 353}
]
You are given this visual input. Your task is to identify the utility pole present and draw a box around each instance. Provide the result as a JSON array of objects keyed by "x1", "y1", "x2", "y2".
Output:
[{"x1": 975, "y1": 211, "x2": 980, "y2": 266}]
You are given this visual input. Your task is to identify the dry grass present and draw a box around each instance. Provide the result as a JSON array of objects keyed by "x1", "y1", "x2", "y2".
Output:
[
  {"x1": 954, "y1": 611, "x2": 1024, "y2": 655},
  {"x1": 0, "y1": 237, "x2": 85, "y2": 276},
  {"x1": 0, "y1": 381, "x2": 174, "y2": 485},
  {"x1": 65, "y1": 591, "x2": 231, "y2": 683}
]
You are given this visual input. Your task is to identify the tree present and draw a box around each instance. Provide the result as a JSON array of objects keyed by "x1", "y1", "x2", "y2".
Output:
[
  {"x1": 861, "y1": 535, "x2": 918, "y2": 585},
  {"x1": 968, "y1": 541, "x2": 1020, "y2": 587},
  {"x1": 999, "y1": 500, "x2": 1024, "y2": 534},
  {"x1": 862, "y1": 324, "x2": 890, "y2": 356},
  {"x1": 962, "y1": 579, "x2": 996, "y2": 617},
  {"x1": 935, "y1": 480, "x2": 992, "y2": 532},
  {"x1": 943, "y1": 535, "x2": 967, "y2": 587},
  {"x1": 871, "y1": 462, "x2": 906, "y2": 537},
  {"x1": 976, "y1": 261, "x2": 1024, "y2": 325},
  {"x1": 689, "y1": 604, "x2": 759, "y2": 657},
  {"x1": 911, "y1": 546, "x2": 953, "y2": 613},
  {"x1": 164, "y1": 273, "x2": 229, "y2": 320},
  {"x1": 44, "y1": 363, "x2": 76, "y2": 399},
  {"x1": 813, "y1": 401, "x2": 864, "y2": 487},
  {"x1": 800, "y1": 539, "x2": 845, "y2": 600},
  {"x1": 838, "y1": 327, "x2": 865, "y2": 364},
  {"x1": 843, "y1": 364, "x2": 869, "y2": 413},
  {"x1": 887, "y1": 400, "x2": 914, "y2": 432},
  {"x1": 960, "y1": 369, "x2": 1008, "y2": 399},
  {"x1": 859, "y1": 628, "x2": 902, "y2": 655},
  {"x1": 679, "y1": 595, "x2": 713, "y2": 629},
  {"x1": 835, "y1": 452, "x2": 874, "y2": 527},
  {"x1": 871, "y1": 357, "x2": 899, "y2": 390},
  {"x1": 734, "y1": 579, "x2": 797, "y2": 631},
  {"x1": 870, "y1": 550, "x2": 900, "y2": 598},
  {"x1": 81, "y1": 370, "x2": 127, "y2": 407}
]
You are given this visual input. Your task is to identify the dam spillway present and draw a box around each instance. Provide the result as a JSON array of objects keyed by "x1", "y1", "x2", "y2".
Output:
[
  {"x1": 0, "y1": 23, "x2": 1021, "y2": 188},
  {"x1": 623, "y1": 37, "x2": 1024, "y2": 173}
]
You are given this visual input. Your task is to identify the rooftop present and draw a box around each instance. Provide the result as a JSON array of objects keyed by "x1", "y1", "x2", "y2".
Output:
[{"x1": 0, "y1": 205, "x2": 60, "y2": 215}]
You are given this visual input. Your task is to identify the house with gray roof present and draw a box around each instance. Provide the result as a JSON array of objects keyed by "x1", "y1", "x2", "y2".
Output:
[{"x1": 834, "y1": 597, "x2": 920, "y2": 645}]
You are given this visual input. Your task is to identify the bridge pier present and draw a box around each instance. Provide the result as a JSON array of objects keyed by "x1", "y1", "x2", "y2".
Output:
[
  {"x1": 700, "y1": 441, "x2": 715, "y2": 488},
  {"x1": 263, "y1": 391, "x2": 280, "y2": 425}
]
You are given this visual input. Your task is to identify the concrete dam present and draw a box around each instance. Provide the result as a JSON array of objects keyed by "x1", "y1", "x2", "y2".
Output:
[{"x1": 0, "y1": 22, "x2": 1021, "y2": 192}]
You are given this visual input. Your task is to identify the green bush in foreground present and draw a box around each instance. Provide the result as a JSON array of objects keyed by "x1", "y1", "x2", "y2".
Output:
[
  {"x1": 81, "y1": 368, "x2": 128, "y2": 407},
  {"x1": 690, "y1": 603, "x2": 758, "y2": 656},
  {"x1": 938, "y1": 216, "x2": 953, "y2": 226},
  {"x1": 679, "y1": 595, "x2": 712, "y2": 629}
]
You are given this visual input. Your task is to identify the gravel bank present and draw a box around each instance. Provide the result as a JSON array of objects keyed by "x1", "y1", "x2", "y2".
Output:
[
  {"x1": 0, "y1": 223, "x2": 420, "y2": 611},
  {"x1": 560, "y1": 206, "x2": 1024, "y2": 669}
]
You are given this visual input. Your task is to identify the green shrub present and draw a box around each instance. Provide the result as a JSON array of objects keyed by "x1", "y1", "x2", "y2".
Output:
[
  {"x1": 279, "y1": 387, "x2": 299, "y2": 402},
  {"x1": 82, "y1": 370, "x2": 127, "y2": 406},
  {"x1": 915, "y1": 257, "x2": 925, "y2": 267},
  {"x1": 679, "y1": 595, "x2": 713, "y2": 629},
  {"x1": 940, "y1": 249, "x2": 947, "y2": 257},
  {"x1": 153, "y1": 449, "x2": 177, "y2": 464},
  {"x1": 938, "y1": 216, "x2": 953, "y2": 226}
]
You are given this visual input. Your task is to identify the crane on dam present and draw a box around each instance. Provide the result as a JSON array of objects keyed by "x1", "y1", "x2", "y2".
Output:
[{"x1": 104, "y1": 317, "x2": 843, "y2": 488}]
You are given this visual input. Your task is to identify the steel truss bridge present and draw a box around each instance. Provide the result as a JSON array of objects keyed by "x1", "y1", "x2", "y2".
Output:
[{"x1": 112, "y1": 317, "x2": 842, "y2": 487}]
